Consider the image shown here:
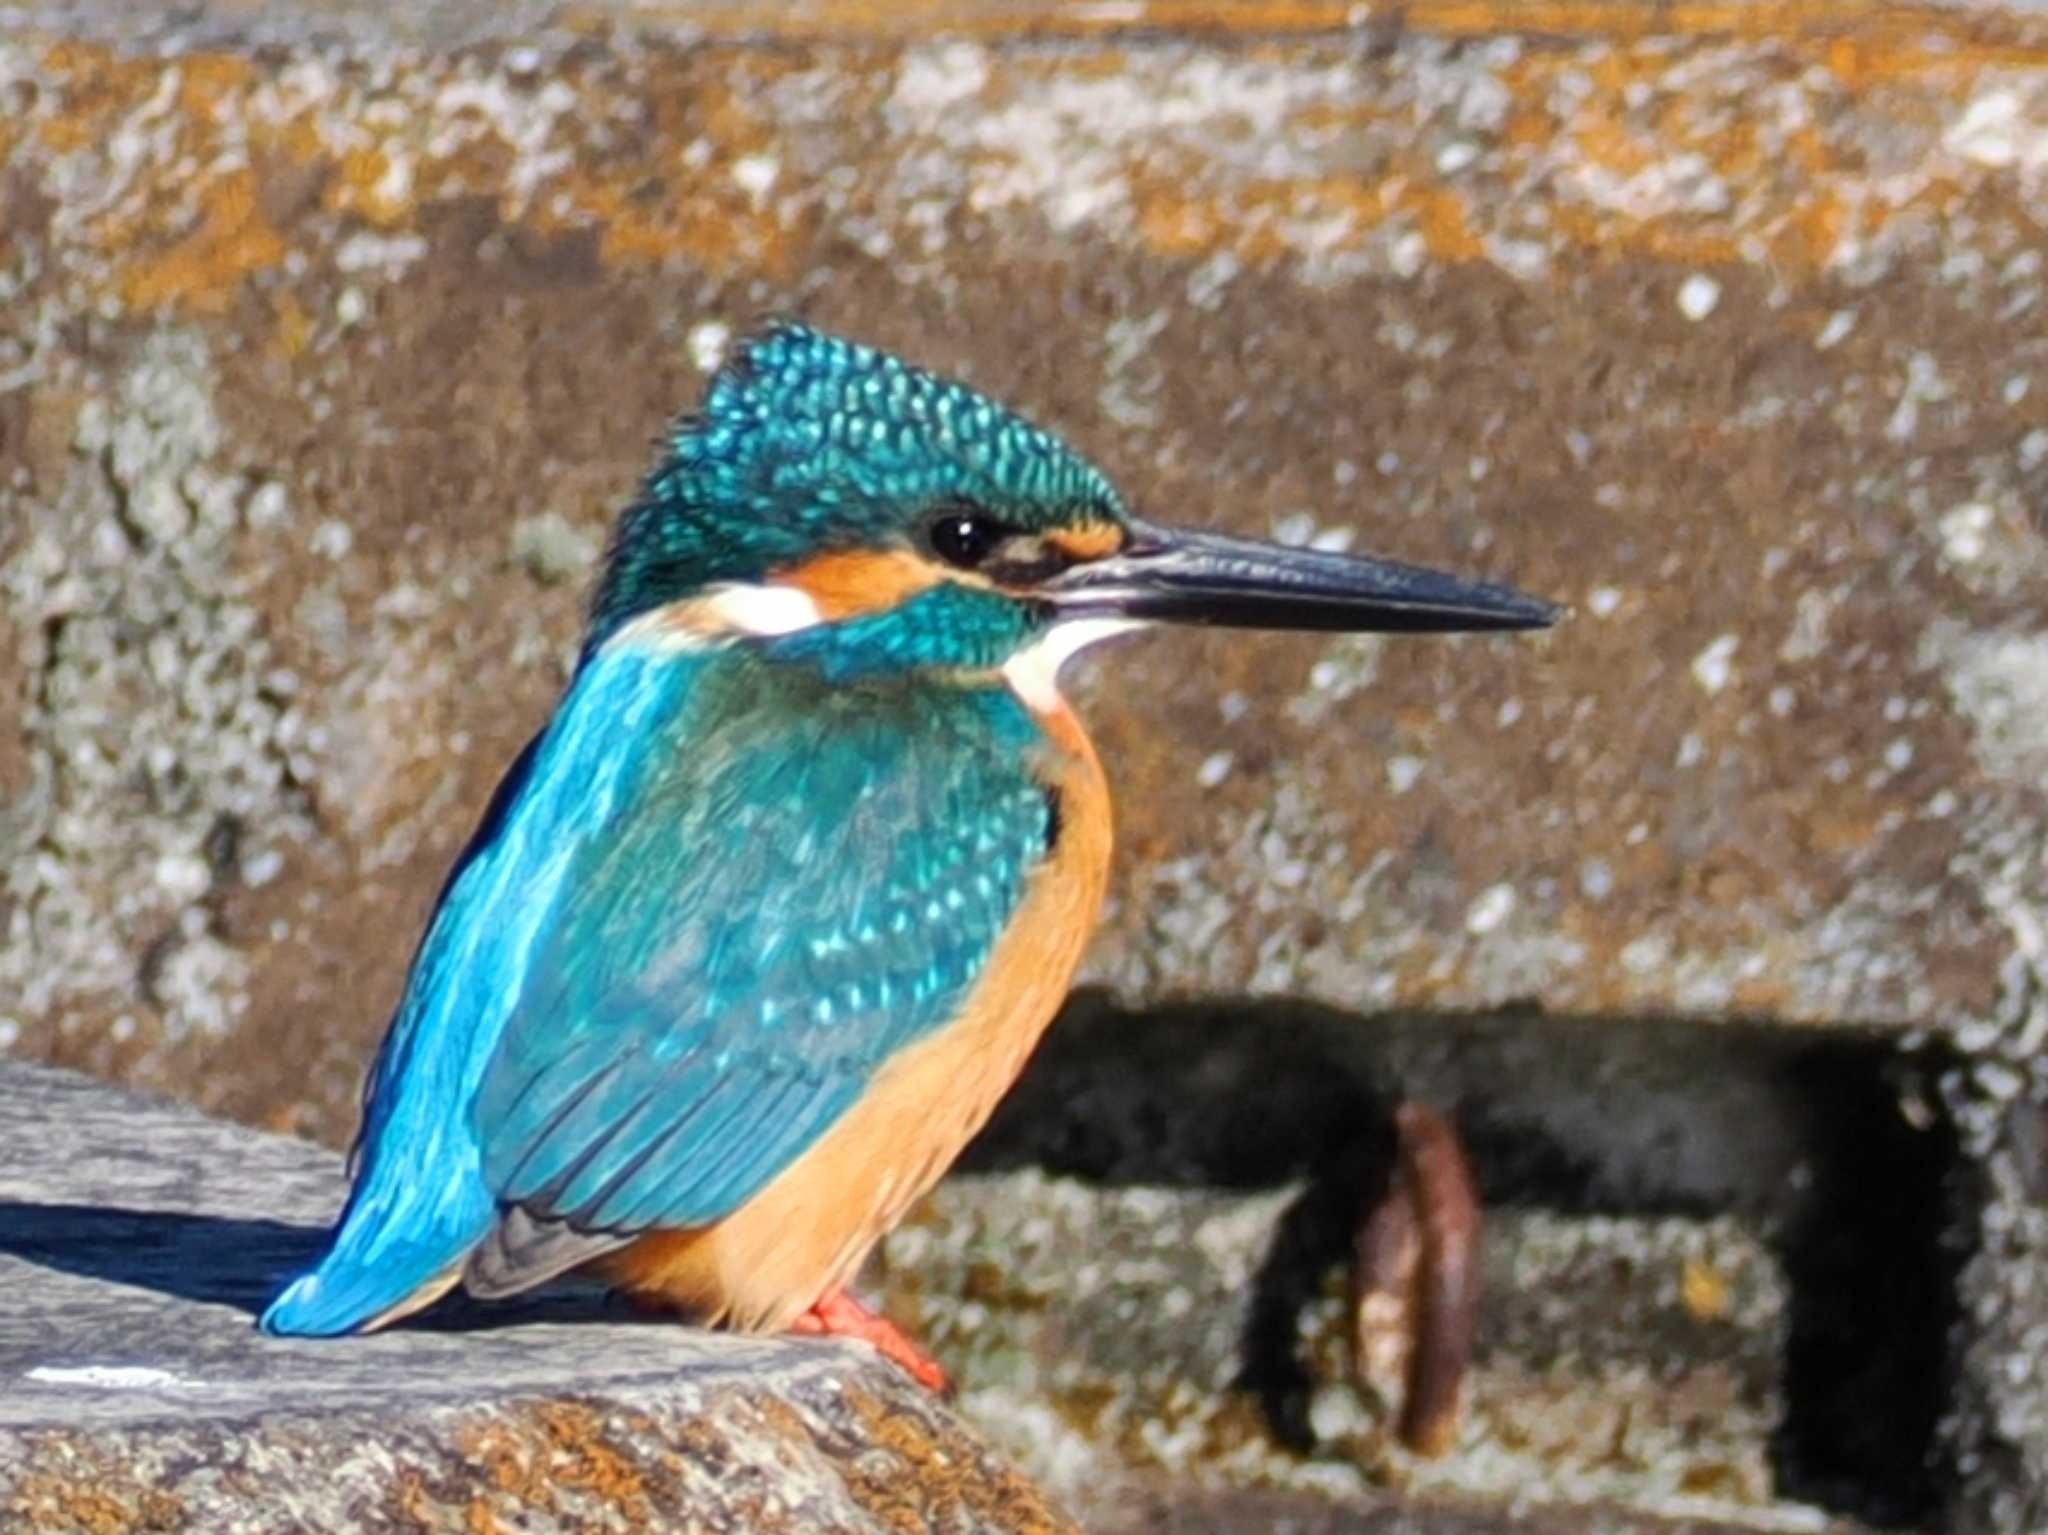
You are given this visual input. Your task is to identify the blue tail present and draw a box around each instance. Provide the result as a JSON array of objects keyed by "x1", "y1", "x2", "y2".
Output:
[
  {"x1": 261, "y1": 1199, "x2": 491, "y2": 1335},
  {"x1": 260, "y1": 811, "x2": 514, "y2": 1337},
  {"x1": 261, "y1": 1061, "x2": 498, "y2": 1334},
  {"x1": 260, "y1": 964, "x2": 505, "y2": 1335}
]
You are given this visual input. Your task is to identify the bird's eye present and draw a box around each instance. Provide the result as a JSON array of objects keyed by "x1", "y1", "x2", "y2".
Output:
[{"x1": 926, "y1": 507, "x2": 1010, "y2": 569}]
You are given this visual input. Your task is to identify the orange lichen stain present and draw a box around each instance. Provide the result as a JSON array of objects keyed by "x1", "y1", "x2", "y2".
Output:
[
  {"x1": 9, "y1": 1471, "x2": 183, "y2": 1534},
  {"x1": 521, "y1": 64, "x2": 808, "y2": 278},
  {"x1": 1407, "y1": 186, "x2": 1484, "y2": 263},
  {"x1": 34, "y1": 41, "x2": 162, "y2": 153},
  {"x1": 1680, "y1": 1257, "x2": 1733, "y2": 1322},
  {"x1": 1500, "y1": 109, "x2": 1554, "y2": 153},
  {"x1": 388, "y1": 1470, "x2": 442, "y2": 1532},
  {"x1": 1782, "y1": 122, "x2": 1835, "y2": 180},
  {"x1": 1062, "y1": 47, "x2": 1132, "y2": 81},
  {"x1": 1137, "y1": 26, "x2": 1931, "y2": 280},
  {"x1": 530, "y1": 1403, "x2": 655, "y2": 1510},
  {"x1": 1572, "y1": 115, "x2": 1657, "y2": 178},
  {"x1": 31, "y1": 4, "x2": 2045, "y2": 319},
  {"x1": 1826, "y1": 35, "x2": 1865, "y2": 87},
  {"x1": 1638, "y1": 223, "x2": 1743, "y2": 269},
  {"x1": 840, "y1": 1385, "x2": 1080, "y2": 1535},
  {"x1": 270, "y1": 290, "x2": 315, "y2": 361},
  {"x1": 1135, "y1": 174, "x2": 1398, "y2": 270},
  {"x1": 1473, "y1": 35, "x2": 1958, "y2": 274},
  {"x1": 1138, "y1": 192, "x2": 1225, "y2": 256},
  {"x1": 1291, "y1": 100, "x2": 1365, "y2": 138},
  {"x1": 542, "y1": 169, "x2": 794, "y2": 278},
  {"x1": 119, "y1": 168, "x2": 287, "y2": 314},
  {"x1": 276, "y1": 112, "x2": 327, "y2": 168},
  {"x1": 629, "y1": 0, "x2": 2048, "y2": 58},
  {"x1": 609, "y1": 0, "x2": 1341, "y2": 41},
  {"x1": 176, "y1": 51, "x2": 254, "y2": 121},
  {"x1": 1774, "y1": 188, "x2": 1848, "y2": 269},
  {"x1": 456, "y1": 1401, "x2": 657, "y2": 1526},
  {"x1": 1398, "y1": 1, "x2": 2048, "y2": 68},
  {"x1": 331, "y1": 145, "x2": 415, "y2": 227}
]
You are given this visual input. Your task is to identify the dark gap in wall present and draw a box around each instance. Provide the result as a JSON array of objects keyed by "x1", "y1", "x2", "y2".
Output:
[{"x1": 961, "y1": 991, "x2": 1963, "y2": 1530}]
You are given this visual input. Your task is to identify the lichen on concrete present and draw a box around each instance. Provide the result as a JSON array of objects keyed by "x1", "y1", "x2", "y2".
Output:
[{"x1": 0, "y1": 331, "x2": 310, "y2": 1070}]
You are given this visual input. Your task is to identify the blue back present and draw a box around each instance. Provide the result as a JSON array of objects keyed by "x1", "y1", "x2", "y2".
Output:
[{"x1": 476, "y1": 644, "x2": 1051, "y2": 1232}]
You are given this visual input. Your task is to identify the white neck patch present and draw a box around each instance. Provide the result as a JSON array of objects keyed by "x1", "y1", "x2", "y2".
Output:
[
  {"x1": 608, "y1": 581, "x2": 824, "y2": 654},
  {"x1": 700, "y1": 582, "x2": 824, "y2": 635},
  {"x1": 1002, "y1": 617, "x2": 1147, "y2": 713}
]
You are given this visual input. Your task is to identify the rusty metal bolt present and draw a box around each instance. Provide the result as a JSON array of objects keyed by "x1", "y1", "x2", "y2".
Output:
[{"x1": 1350, "y1": 1101, "x2": 1482, "y2": 1457}]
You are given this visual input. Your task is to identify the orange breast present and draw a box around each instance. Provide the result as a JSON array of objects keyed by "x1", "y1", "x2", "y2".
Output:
[{"x1": 602, "y1": 694, "x2": 1113, "y2": 1331}]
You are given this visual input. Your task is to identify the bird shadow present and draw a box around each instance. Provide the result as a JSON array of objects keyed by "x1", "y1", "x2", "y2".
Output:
[
  {"x1": 0, "y1": 1201, "x2": 621, "y2": 1332},
  {"x1": 0, "y1": 1202, "x2": 324, "y2": 1315}
]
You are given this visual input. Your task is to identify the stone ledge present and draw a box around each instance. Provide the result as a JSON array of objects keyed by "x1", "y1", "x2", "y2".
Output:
[{"x1": 0, "y1": 1062, "x2": 1077, "y2": 1534}]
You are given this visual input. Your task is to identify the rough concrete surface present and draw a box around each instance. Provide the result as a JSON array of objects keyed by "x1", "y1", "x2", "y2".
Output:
[
  {"x1": 2, "y1": 0, "x2": 2047, "y2": 1529},
  {"x1": 0, "y1": 1061, "x2": 1079, "y2": 1534}
]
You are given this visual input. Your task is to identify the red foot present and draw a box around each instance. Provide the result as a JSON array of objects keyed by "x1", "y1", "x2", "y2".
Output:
[{"x1": 790, "y1": 1288, "x2": 951, "y2": 1394}]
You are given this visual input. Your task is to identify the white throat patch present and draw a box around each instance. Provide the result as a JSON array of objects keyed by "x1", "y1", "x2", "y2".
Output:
[{"x1": 1002, "y1": 618, "x2": 1147, "y2": 712}]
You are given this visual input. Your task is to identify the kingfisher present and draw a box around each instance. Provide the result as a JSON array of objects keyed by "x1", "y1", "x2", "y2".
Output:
[{"x1": 262, "y1": 322, "x2": 1554, "y2": 1389}]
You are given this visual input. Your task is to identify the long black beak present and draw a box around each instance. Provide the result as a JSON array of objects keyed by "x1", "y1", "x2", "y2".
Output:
[{"x1": 1045, "y1": 519, "x2": 1559, "y2": 633}]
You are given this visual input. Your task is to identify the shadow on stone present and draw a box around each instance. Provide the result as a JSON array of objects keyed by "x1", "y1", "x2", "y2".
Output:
[
  {"x1": 1235, "y1": 1148, "x2": 1393, "y2": 1457},
  {"x1": 1771, "y1": 1049, "x2": 1961, "y2": 1528},
  {"x1": 0, "y1": 1200, "x2": 622, "y2": 1331},
  {"x1": 0, "y1": 1202, "x2": 322, "y2": 1315}
]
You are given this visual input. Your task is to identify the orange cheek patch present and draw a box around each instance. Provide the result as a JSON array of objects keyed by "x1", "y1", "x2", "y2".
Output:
[
  {"x1": 1047, "y1": 522, "x2": 1126, "y2": 561},
  {"x1": 774, "y1": 548, "x2": 946, "y2": 620}
]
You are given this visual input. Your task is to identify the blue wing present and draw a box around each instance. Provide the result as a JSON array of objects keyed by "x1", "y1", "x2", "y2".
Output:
[
  {"x1": 262, "y1": 633, "x2": 1050, "y2": 1333},
  {"x1": 466, "y1": 654, "x2": 1051, "y2": 1288}
]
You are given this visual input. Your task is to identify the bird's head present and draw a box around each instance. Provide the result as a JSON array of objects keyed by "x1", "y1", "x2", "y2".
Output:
[{"x1": 589, "y1": 323, "x2": 1555, "y2": 699}]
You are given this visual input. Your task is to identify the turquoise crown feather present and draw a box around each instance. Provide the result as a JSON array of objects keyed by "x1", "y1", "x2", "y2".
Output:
[{"x1": 588, "y1": 323, "x2": 1126, "y2": 651}]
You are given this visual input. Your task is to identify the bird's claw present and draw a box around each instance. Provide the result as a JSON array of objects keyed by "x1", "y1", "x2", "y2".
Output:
[{"x1": 791, "y1": 1287, "x2": 952, "y2": 1395}]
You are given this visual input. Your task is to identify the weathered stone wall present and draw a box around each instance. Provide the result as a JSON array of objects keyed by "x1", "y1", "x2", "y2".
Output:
[
  {"x1": 9, "y1": 0, "x2": 2048, "y2": 1122},
  {"x1": 5, "y1": 1, "x2": 2048, "y2": 1528}
]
